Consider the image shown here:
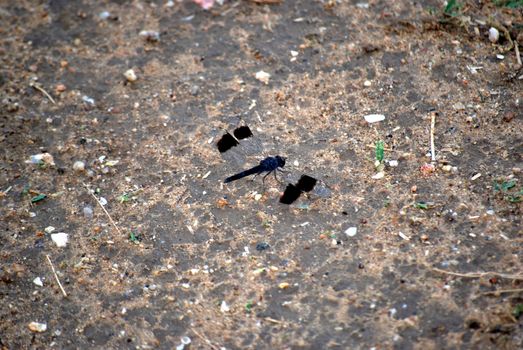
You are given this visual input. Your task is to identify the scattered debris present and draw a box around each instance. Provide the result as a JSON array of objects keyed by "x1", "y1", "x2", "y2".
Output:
[
  {"x1": 31, "y1": 194, "x2": 47, "y2": 203},
  {"x1": 27, "y1": 153, "x2": 55, "y2": 166}
]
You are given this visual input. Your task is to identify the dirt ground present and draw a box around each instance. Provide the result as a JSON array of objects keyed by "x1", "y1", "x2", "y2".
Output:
[{"x1": 1, "y1": 0, "x2": 522, "y2": 349}]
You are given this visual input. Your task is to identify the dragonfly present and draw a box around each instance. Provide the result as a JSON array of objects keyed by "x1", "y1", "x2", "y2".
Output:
[{"x1": 216, "y1": 125, "x2": 329, "y2": 204}]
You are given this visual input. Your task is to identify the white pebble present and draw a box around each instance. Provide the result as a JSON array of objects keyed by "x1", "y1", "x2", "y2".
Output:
[
  {"x1": 363, "y1": 80, "x2": 372, "y2": 87},
  {"x1": 83, "y1": 206, "x2": 94, "y2": 218},
  {"x1": 488, "y1": 27, "x2": 499, "y2": 43},
  {"x1": 255, "y1": 70, "x2": 271, "y2": 84},
  {"x1": 388, "y1": 160, "x2": 399, "y2": 167},
  {"x1": 99, "y1": 197, "x2": 108, "y2": 206},
  {"x1": 73, "y1": 160, "x2": 85, "y2": 172},
  {"x1": 345, "y1": 227, "x2": 357, "y2": 237},
  {"x1": 51, "y1": 232, "x2": 69, "y2": 247},
  {"x1": 28, "y1": 322, "x2": 47, "y2": 333},
  {"x1": 33, "y1": 277, "x2": 43, "y2": 287},
  {"x1": 124, "y1": 69, "x2": 138, "y2": 82},
  {"x1": 364, "y1": 114, "x2": 385, "y2": 123},
  {"x1": 44, "y1": 226, "x2": 55, "y2": 233},
  {"x1": 372, "y1": 171, "x2": 385, "y2": 179},
  {"x1": 220, "y1": 301, "x2": 230, "y2": 313}
]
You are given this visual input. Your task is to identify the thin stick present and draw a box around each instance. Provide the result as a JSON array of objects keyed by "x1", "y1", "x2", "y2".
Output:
[
  {"x1": 30, "y1": 82, "x2": 56, "y2": 104},
  {"x1": 83, "y1": 183, "x2": 123, "y2": 236},
  {"x1": 430, "y1": 267, "x2": 523, "y2": 280},
  {"x1": 430, "y1": 112, "x2": 436, "y2": 162},
  {"x1": 46, "y1": 255, "x2": 67, "y2": 297},
  {"x1": 190, "y1": 327, "x2": 219, "y2": 350},
  {"x1": 264, "y1": 317, "x2": 284, "y2": 324},
  {"x1": 481, "y1": 288, "x2": 523, "y2": 296},
  {"x1": 515, "y1": 41, "x2": 522, "y2": 66}
]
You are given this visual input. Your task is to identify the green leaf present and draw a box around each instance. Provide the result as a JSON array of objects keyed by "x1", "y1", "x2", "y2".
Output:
[
  {"x1": 245, "y1": 301, "x2": 253, "y2": 313},
  {"x1": 502, "y1": 180, "x2": 516, "y2": 192},
  {"x1": 129, "y1": 232, "x2": 139, "y2": 243},
  {"x1": 31, "y1": 194, "x2": 47, "y2": 203},
  {"x1": 444, "y1": 0, "x2": 461, "y2": 15},
  {"x1": 414, "y1": 202, "x2": 429, "y2": 210},
  {"x1": 375, "y1": 140, "x2": 384, "y2": 163},
  {"x1": 513, "y1": 304, "x2": 523, "y2": 318},
  {"x1": 506, "y1": 190, "x2": 523, "y2": 203},
  {"x1": 119, "y1": 193, "x2": 131, "y2": 203}
]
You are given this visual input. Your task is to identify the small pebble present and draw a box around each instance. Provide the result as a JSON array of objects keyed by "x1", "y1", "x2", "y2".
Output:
[
  {"x1": 364, "y1": 114, "x2": 385, "y2": 123},
  {"x1": 73, "y1": 161, "x2": 85, "y2": 172},
  {"x1": 255, "y1": 70, "x2": 271, "y2": 84},
  {"x1": 372, "y1": 171, "x2": 385, "y2": 179},
  {"x1": 124, "y1": 69, "x2": 138, "y2": 82},
  {"x1": 256, "y1": 242, "x2": 270, "y2": 251},
  {"x1": 442, "y1": 164, "x2": 452, "y2": 172},
  {"x1": 51, "y1": 232, "x2": 68, "y2": 247},
  {"x1": 278, "y1": 282, "x2": 290, "y2": 289},
  {"x1": 139, "y1": 30, "x2": 160, "y2": 42},
  {"x1": 44, "y1": 226, "x2": 56, "y2": 234},
  {"x1": 496, "y1": 54, "x2": 504, "y2": 60},
  {"x1": 83, "y1": 206, "x2": 93, "y2": 218},
  {"x1": 33, "y1": 277, "x2": 43, "y2": 287},
  {"x1": 220, "y1": 301, "x2": 230, "y2": 313},
  {"x1": 28, "y1": 322, "x2": 47, "y2": 333},
  {"x1": 488, "y1": 27, "x2": 499, "y2": 43},
  {"x1": 55, "y1": 84, "x2": 66, "y2": 93},
  {"x1": 363, "y1": 80, "x2": 372, "y2": 87},
  {"x1": 388, "y1": 160, "x2": 399, "y2": 167},
  {"x1": 345, "y1": 227, "x2": 357, "y2": 237},
  {"x1": 190, "y1": 85, "x2": 199, "y2": 96}
]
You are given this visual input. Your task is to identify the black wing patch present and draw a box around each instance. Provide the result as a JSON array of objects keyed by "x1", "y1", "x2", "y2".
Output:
[
  {"x1": 216, "y1": 126, "x2": 254, "y2": 153},
  {"x1": 279, "y1": 175, "x2": 318, "y2": 204}
]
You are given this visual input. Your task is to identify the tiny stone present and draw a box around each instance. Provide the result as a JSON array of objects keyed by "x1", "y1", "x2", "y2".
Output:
[
  {"x1": 33, "y1": 277, "x2": 43, "y2": 287},
  {"x1": 345, "y1": 227, "x2": 357, "y2": 237},
  {"x1": 139, "y1": 30, "x2": 160, "y2": 42},
  {"x1": 190, "y1": 85, "x2": 199, "y2": 96},
  {"x1": 488, "y1": 27, "x2": 499, "y2": 43},
  {"x1": 442, "y1": 165, "x2": 452, "y2": 172},
  {"x1": 73, "y1": 161, "x2": 85, "y2": 172},
  {"x1": 44, "y1": 226, "x2": 56, "y2": 233},
  {"x1": 124, "y1": 69, "x2": 138, "y2": 82},
  {"x1": 388, "y1": 160, "x2": 399, "y2": 167},
  {"x1": 55, "y1": 84, "x2": 66, "y2": 92},
  {"x1": 28, "y1": 322, "x2": 47, "y2": 333},
  {"x1": 82, "y1": 206, "x2": 93, "y2": 219},
  {"x1": 364, "y1": 114, "x2": 385, "y2": 123},
  {"x1": 496, "y1": 54, "x2": 504, "y2": 60},
  {"x1": 363, "y1": 80, "x2": 372, "y2": 87},
  {"x1": 51, "y1": 232, "x2": 69, "y2": 247}
]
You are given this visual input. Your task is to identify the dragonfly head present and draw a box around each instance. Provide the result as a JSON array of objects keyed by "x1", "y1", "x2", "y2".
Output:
[{"x1": 276, "y1": 155, "x2": 286, "y2": 168}]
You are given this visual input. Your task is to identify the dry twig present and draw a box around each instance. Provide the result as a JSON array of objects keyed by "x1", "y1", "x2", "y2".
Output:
[
  {"x1": 430, "y1": 111, "x2": 436, "y2": 162},
  {"x1": 481, "y1": 288, "x2": 523, "y2": 296},
  {"x1": 430, "y1": 267, "x2": 523, "y2": 280},
  {"x1": 46, "y1": 254, "x2": 67, "y2": 297},
  {"x1": 190, "y1": 327, "x2": 219, "y2": 350},
  {"x1": 515, "y1": 41, "x2": 522, "y2": 66},
  {"x1": 30, "y1": 82, "x2": 56, "y2": 104},
  {"x1": 83, "y1": 183, "x2": 124, "y2": 236}
]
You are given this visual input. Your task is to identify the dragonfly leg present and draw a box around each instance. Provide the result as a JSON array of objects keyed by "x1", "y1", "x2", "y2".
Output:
[{"x1": 262, "y1": 171, "x2": 271, "y2": 185}]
